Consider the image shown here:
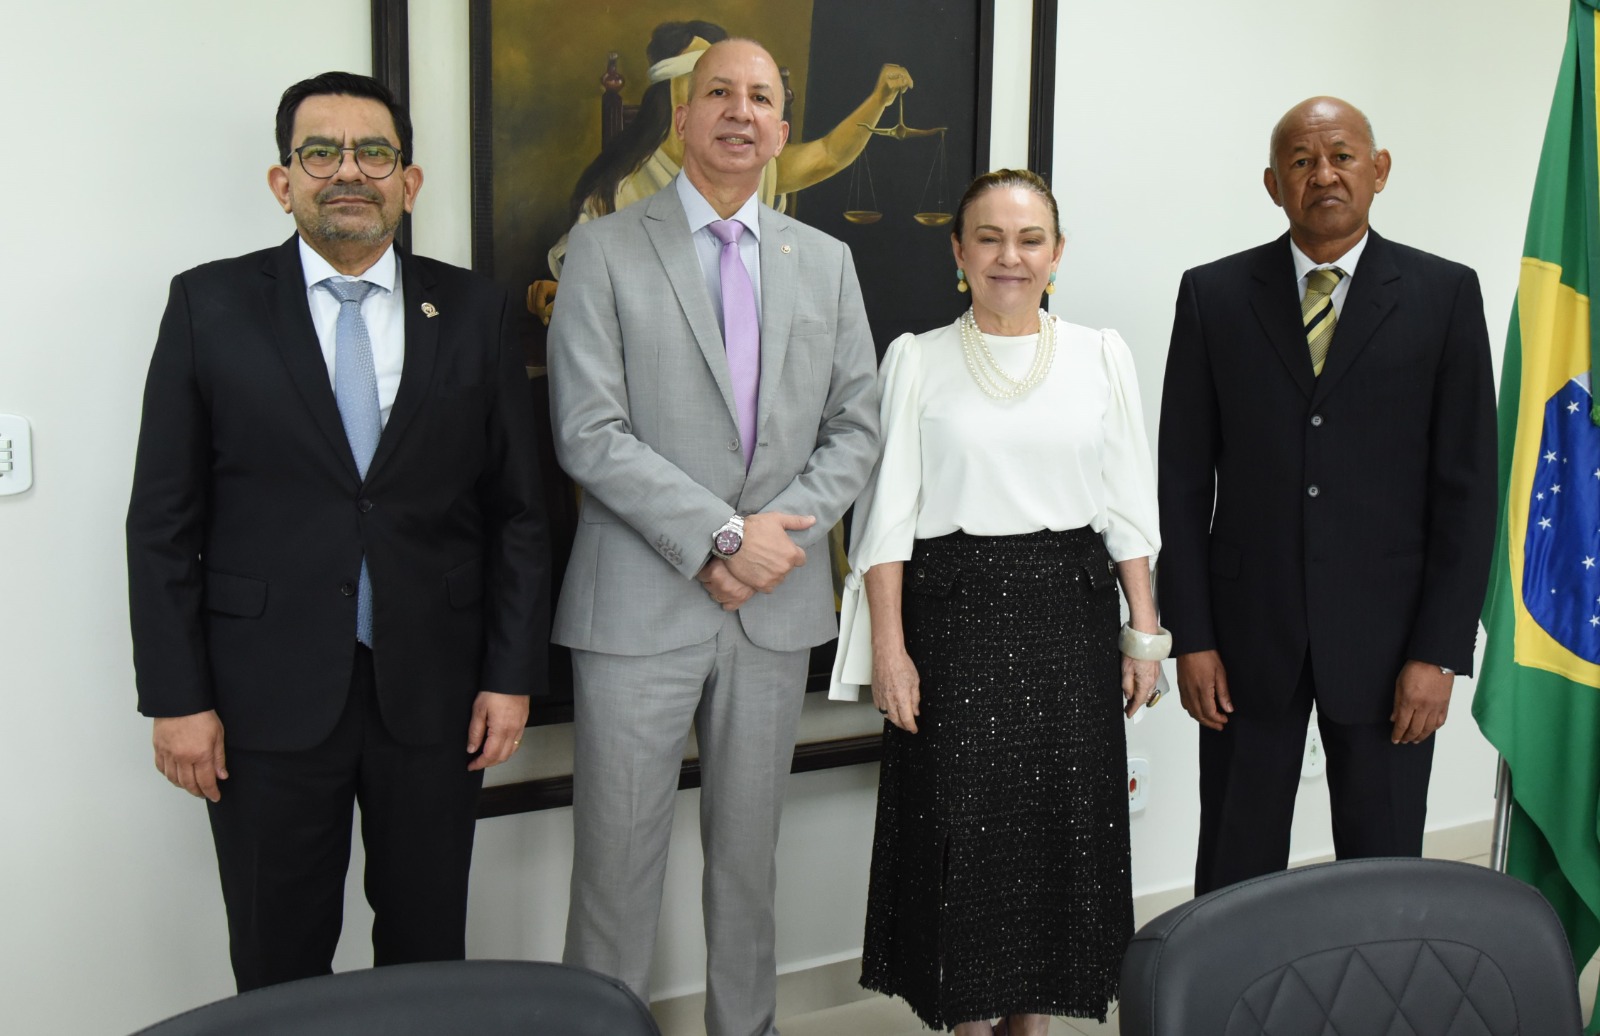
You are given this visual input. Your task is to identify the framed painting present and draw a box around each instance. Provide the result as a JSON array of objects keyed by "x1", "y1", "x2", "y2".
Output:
[{"x1": 373, "y1": 0, "x2": 1057, "y2": 814}]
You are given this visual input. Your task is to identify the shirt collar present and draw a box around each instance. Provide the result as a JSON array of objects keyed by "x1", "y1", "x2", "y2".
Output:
[
  {"x1": 674, "y1": 173, "x2": 762, "y2": 240},
  {"x1": 298, "y1": 237, "x2": 398, "y2": 293},
  {"x1": 1289, "y1": 231, "x2": 1367, "y2": 284}
]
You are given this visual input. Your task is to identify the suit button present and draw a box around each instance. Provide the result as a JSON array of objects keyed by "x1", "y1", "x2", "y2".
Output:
[
  {"x1": 1310, "y1": 414, "x2": 1323, "y2": 427},
  {"x1": 727, "y1": 439, "x2": 739, "y2": 451},
  {"x1": 340, "y1": 582, "x2": 356, "y2": 596},
  {"x1": 358, "y1": 499, "x2": 374, "y2": 513},
  {"x1": 1307, "y1": 485, "x2": 1321, "y2": 498}
]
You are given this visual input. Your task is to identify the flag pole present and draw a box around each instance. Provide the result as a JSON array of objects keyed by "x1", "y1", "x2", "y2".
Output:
[{"x1": 1490, "y1": 755, "x2": 1512, "y2": 873}]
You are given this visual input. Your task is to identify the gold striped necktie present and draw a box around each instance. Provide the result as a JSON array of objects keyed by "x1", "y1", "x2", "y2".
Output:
[{"x1": 1303, "y1": 266, "x2": 1346, "y2": 377}]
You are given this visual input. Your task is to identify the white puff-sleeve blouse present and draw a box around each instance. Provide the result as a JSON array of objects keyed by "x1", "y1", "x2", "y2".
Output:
[{"x1": 829, "y1": 314, "x2": 1161, "y2": 700}]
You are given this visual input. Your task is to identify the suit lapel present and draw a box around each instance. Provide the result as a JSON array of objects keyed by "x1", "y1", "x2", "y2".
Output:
[
  {"x1": 368, "y1": 248, "x2": 439, "y2": 478},
  {"x1": 754, "y1": 209, "x2": 796, "y2": 450},
  {"x1": 642, "y1": 188, "x2": 740, "y2": 427},
  {"x1": 263, "y1": 236, "x2": 361, "y2": 482},
  {"x1": 1312, "y1": 230, "x2": 1399, "y2": 404},
  {"x1": 1247, "y1": 234, "x2": 1316, "y2": 400}
]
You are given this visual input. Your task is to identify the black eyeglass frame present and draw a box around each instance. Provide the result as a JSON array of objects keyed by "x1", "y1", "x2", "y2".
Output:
[{"x1": 288, "y1": 143, "x2": 404, "y2": 180}]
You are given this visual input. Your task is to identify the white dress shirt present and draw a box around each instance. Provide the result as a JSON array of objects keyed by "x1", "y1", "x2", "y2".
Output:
[
  {"x1": 1290, "y1": 231, "x2": 1368, "y2": 318},
  {"x1": 675, "y1": 172, "x2": 763, "y2": 333},
  {"x1": 298, "y1": 238, "x2": 406, "y2": 427}
]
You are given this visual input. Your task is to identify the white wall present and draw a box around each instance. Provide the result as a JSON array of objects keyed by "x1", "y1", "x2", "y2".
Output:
[
  {"x1": 0, "y1": 2, "x2": 1568, "y2": 1033},
  {"x1": 0, "y1": 3, "x2": 371, "y2": 1034}
]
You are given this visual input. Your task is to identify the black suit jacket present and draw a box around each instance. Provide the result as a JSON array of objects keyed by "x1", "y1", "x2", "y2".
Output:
[
  {"x1": 127, "y1": 236, "x2": 549, "y2": 751},
  {"x1": 1157, "y1": 230, "x2": 1497, "y2": 724}
]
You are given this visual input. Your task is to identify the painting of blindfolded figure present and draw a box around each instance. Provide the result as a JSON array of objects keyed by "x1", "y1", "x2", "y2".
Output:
[{"x1": 475, "y1": 0, "x2": 983, "y2": 349}]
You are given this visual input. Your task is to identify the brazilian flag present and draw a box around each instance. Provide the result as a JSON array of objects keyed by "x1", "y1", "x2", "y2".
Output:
[{"x1": 1473, "y1": 1, "x2": 1600, "y2": 1027}]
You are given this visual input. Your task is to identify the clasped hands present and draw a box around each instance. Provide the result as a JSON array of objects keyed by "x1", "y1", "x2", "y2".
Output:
[{"x1": 696, "y1": 511, "x2": 815, "y2": 611}]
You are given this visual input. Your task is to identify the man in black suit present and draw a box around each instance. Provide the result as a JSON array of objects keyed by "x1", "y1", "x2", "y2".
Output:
[
  {"x1": 1158, "y1": 96, "x2": 1497, "y2": 896},
  {"x1": 126, "y1": 72, "x2": 548, "y2": 990}
]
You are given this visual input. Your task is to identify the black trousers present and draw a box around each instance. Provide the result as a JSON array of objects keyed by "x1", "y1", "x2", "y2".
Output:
[
  {"x1": 1194, "y1": 653, "x2": 1435, "y2": 897},
  {"x1": 206, "y1": 646, "x2": 484, "y2": 991}
]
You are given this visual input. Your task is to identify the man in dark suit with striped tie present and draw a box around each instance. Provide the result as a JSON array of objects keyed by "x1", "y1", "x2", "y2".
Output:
[{"x1": 1157, "y1": 96, "x2": 1498, "y2": 895}]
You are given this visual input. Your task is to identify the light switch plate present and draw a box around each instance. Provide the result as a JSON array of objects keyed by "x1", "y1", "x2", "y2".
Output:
[{"x1": 0, "y1": 414, "x2": 34, "y2": 495}]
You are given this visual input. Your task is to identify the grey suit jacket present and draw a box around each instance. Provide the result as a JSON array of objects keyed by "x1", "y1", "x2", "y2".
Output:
[{"x1": 547, "y1": 183, "x2": 881, "y2": 656}]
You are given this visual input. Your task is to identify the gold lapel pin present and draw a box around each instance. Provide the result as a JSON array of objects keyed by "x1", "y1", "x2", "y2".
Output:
[
  {"x1": 421, "y1": 302, "x2": 439, "y2": 318},
  {"x1": 780, "y1": 244, "x2": 792, "y2": 254}
]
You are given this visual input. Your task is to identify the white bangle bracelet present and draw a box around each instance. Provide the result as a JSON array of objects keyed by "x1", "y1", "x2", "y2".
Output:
[{"x1": 1119, "y1": 623, "x2": 1173, "y2": 661}]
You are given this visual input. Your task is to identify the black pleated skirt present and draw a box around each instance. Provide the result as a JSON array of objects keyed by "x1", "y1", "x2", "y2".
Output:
[{"x1": 859, "y1": 527, "x2": 1133, "y2": 1029}]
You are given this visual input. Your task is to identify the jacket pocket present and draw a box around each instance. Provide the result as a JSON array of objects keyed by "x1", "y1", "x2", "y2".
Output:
[
  {"x1": 1084, "y1": 556, "x2": 1118, "y2": 589},
  {"x1": 580, "y1": 497, "x2": 619, "y2": 524},
  {"x1": 444, "y1": 559, "x2": 483, "y2": 609},
  {"x1": 204, "y1": 569, "x2": 267, "y2": 618},
  {"x1": 906, "y1": 553, "x2": 961, "y2": 598}
]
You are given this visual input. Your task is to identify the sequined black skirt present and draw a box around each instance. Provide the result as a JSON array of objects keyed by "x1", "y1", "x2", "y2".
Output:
[{"x1": 860, "y1": 527, "x2": 1133, "y2": 1029}]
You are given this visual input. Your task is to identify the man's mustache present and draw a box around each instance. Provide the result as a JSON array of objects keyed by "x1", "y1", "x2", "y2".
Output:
[{"x1": 317, "y1": 184, "x2": 383, "y2": 205}]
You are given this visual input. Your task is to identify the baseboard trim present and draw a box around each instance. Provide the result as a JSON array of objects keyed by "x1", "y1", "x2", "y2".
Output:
[{"x1": 648, "y1": 817, "x2": 1495, "y2": 1035}]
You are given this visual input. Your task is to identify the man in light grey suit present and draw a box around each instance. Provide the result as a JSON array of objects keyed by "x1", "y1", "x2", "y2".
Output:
[{"x1": 546, "y1": 38, "x2": 881, "y2": 1036}]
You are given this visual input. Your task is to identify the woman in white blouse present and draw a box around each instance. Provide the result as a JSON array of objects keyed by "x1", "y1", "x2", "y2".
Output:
[{"x1": 831, "y1": 170, "x2": 1166, "y2": 1035}]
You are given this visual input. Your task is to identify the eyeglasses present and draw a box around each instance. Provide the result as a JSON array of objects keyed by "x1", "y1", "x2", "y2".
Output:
[{"x1": 290, "y1": 143, "x2": 401, "y2": 180}]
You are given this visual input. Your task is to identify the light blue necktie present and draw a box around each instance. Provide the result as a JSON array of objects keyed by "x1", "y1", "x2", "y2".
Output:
[{"x1": 321, "y1": 278, "x2": 381, "y2": 646}]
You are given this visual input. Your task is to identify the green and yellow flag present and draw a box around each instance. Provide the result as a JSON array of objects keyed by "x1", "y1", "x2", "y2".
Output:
[{"x1": 1474, "y1": 1, "x2": 1600, "y2": 1026}]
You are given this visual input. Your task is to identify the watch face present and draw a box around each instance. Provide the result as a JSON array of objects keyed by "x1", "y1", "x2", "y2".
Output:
[{"x1": 714, "y1": 528, "x2": 743, "y2": 555}]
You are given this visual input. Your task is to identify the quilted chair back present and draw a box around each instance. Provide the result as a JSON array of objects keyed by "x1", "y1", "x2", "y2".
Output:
[
  {"x1": 1119, "y1": 858, "x2": 1583, "y2": 1035},
  {"x1": 129, "y1": 959, "x2": 662, "y2": 1036}
]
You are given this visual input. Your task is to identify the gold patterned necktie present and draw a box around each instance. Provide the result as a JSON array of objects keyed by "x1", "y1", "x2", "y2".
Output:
[{"x1": 1303, "y1": 266, "x2": 1346, "y2": 377}]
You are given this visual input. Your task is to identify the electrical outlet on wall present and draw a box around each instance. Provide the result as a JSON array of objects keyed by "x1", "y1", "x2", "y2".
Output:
[
  {"x1": 1302, "y1": 725, "x2": 1326, "y2": 780},
  {"x1": 1128, "y1": 757, "x2": 1150, "y2": 814}
]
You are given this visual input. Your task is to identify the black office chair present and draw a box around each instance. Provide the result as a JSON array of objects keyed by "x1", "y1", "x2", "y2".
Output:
[
  {"x1": 130, "y1": 959, "x2": 662, "y2": 1036},
  {"x1": 1120, "y1": 857, "x2": 1583, "y2": 1035}
]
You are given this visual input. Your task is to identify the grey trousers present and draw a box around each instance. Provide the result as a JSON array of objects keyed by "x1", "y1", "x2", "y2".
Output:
[{"x1": 564, "y1": 615, "x2": 810, "y2": 1036}]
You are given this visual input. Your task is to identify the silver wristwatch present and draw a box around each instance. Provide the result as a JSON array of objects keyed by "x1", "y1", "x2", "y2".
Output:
[{"x1": 712, "y1": 514, "x2": 745, "y2": 559}]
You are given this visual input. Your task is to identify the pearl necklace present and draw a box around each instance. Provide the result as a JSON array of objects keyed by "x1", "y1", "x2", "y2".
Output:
[{"x1": 958, "y1": 308, "x2": 1055, "y2": 400}]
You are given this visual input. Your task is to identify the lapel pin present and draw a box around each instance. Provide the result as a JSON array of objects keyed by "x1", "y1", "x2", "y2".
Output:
[
  {"x1": 421, "y1": 302, "x2": 439, "y2": 318},
  {"x1": 781, "y1": 244, "x2": 792, "y2": 254}
]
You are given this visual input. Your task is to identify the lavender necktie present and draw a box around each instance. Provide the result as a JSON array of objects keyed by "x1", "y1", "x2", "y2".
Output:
[
  {"x1": 320, "y1": 277, "x2": 380, "y2": 646},
  {"x1": 708, "y1": 219, "x2": 760, "y2": 468}
]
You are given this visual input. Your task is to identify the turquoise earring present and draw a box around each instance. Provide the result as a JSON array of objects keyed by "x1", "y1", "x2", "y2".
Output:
[{"x1": 956, "y1": 269, "x2": 969, "y2": 293}]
